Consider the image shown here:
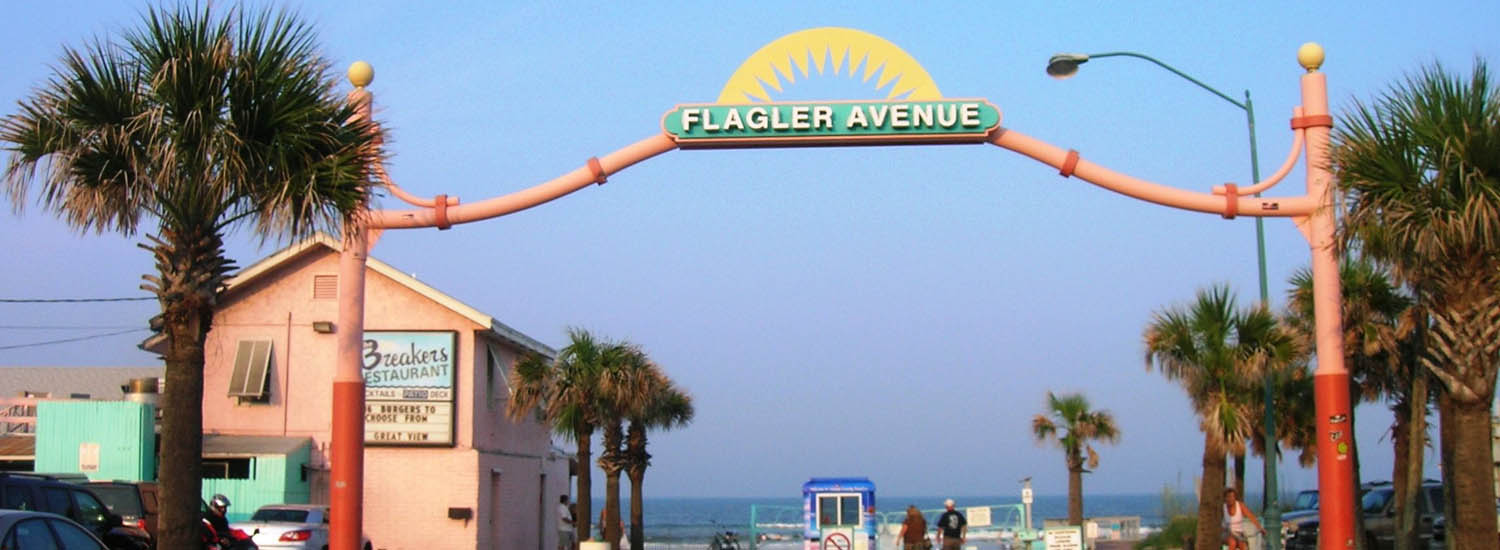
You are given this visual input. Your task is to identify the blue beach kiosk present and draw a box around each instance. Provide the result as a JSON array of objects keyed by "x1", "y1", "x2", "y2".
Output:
[{"x1": 803, "y1": 477, "x2": 877, "y2": 550}]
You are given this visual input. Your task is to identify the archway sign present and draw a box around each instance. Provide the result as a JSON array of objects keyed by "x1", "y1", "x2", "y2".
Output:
[{"x1": 328, "y1": 28, "x2": 1354, "y2": 550}]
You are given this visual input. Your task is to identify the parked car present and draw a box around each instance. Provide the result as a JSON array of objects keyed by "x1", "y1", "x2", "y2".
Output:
[
  {"x1": 1279, "y1": 489, "x2": 1321, "y2": 546},
  {"x1": 84, "y1": 481, "x2": 158, "y2": 545},
  {"x1": 0, "y1": 509, "x2": 110, "y2": 549},
  {"x1": 1285, "y1": 480, "x2": 1444, "y2": 550},
  {"x1": 231, "y1": 504, "x2": 370, "y2": 550},
  {"x1": 0, "y1": 473, "x2": 150, "y2": 550}
]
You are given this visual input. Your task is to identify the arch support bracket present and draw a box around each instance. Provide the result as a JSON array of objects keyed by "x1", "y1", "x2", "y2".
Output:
[{"x1": 588, "y1": 157, "x2": 608, "y2": 185}]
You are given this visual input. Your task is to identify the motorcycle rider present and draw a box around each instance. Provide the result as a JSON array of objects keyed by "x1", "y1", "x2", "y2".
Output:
[{"x1": 206, "y1": 494, "x2": 233, "y2": 540}]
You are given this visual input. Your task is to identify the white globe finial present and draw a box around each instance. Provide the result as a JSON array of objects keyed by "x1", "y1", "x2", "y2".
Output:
[
  {"x1": 348, "y1": 61, "x2": 374, "y2": 88},
  {"x1": 1297, "y1": 43, "x2": 1324, "y2": 72}
]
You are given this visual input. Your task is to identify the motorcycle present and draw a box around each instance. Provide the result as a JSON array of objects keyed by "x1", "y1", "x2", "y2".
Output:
[{"x1": 202, "y1": 518, "x2": 258, "y2": 550}]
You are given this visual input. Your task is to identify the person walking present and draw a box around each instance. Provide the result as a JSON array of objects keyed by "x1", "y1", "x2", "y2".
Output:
[
  {"x1": 1223, "y1": 488, "x2": 1265, "y2": 550},
  {"x1": 934, "y1": 499, "x2": 966, "y2": 550},
  {"x1": 558, "y1": 495, "x2": 575, "y2": 550},
  {"x1": 896, "y1": 505, "x2": 929, "y2": 550}
]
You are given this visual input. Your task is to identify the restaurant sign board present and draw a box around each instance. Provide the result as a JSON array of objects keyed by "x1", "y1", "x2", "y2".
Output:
[{"x1": 363, "y1": 331, "x2": 456, "y2": 446}]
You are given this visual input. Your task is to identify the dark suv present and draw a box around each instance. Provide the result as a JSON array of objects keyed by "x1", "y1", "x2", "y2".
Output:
[
  {"x1": 1286, "y1": 481, "x2": 1444, "y2": 550},
  {"x1": 0, "y1": 473, "x2": 150, "y2": 550},
  {"x1": 1279, "y1": 489, "x2": 1321, "y2": 546},
  {"x1": 85, "y1": 481, "x2": 158, "y2": 546}
]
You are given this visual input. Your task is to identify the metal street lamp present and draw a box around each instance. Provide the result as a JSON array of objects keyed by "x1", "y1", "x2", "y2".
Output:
[{"x1": 1047, "y1": 50, "x2": 1281, "y2": 550}]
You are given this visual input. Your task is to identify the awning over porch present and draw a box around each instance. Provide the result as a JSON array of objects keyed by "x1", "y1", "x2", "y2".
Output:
[{"x1": 202, "y1": 434, "x2": 309, "y2": 458}]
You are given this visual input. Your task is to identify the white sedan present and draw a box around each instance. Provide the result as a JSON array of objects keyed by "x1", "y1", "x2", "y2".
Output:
[{"x1": 232, "y1": 504, "x2": 371, "y2": 550}]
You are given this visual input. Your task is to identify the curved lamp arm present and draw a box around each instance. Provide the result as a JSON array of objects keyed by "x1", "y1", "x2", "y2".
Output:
[{"x1": 1079, "y1": 52, "x2": 1247, "y2": 111}]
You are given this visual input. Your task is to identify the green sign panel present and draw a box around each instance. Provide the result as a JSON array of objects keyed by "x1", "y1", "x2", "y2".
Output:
[{"x1": 662, "y1": 99, "x2": 1001, "y2": 148}]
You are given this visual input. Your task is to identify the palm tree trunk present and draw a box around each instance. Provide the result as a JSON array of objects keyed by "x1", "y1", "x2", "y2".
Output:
[
  {"x1": 600, "y1": 421, "x2": 625, "y2": 548},
  {"x1": 626, "y1": 422, "x2": 649, "y2": 550},
  {"x1": 1194, "y1": 435, "x2": 1226, "y2": 550},
  {"x1": 1232, "y1": 452, "x2": 1246, "y2": 498},
  {"x1": 627, "y1": 466, "x2": 646, "y2": 550},
  {"x1": 149, "y1": 229, "x2": 226, "y2": 550},
  {"x1": 1437, "y1": 390, "x2": 1455, "y2": 550},
  {"x1": 1440, "y1": 394, "x2": 1498, "y2": 550},
  {"x1": 1067, "y1": 457, "x2": 1084, "y2": 526},
  {"x1": 1391, "y1": 370, "x2": 1426, "y2": 550},
  {"x1": 575, "y1": 421, "x2": 594, "y2": 547},
  {"x1": 158, "y1": 307, "x2": 209, "y2": 550},
  {"x1": 1390, "y1": 395, "x2": 1410, "y2": 549},
  {"x1": 604, "y1": 470, "x2": 622, "y2": 548}
]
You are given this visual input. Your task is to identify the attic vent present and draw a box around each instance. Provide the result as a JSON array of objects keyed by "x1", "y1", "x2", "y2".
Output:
[{"x1": 313, "y1": 275, "x2": 337, "y2": 300}]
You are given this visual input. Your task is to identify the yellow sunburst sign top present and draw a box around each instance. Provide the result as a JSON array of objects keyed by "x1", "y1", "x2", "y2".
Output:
[{"x1": 717, "y1": 27, "x2": 942, "y2": 103}]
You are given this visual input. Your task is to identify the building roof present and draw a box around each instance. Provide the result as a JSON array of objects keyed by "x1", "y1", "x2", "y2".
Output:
[
  {"x1": 0, "y1": 367, "x2": 162, "y2": 400},
  {"x1": 202, "y1": 434, "x2": 310, "y2": 458},
  {"x1": 142, "y1": 233, "x2": 555, "y2": 358}
]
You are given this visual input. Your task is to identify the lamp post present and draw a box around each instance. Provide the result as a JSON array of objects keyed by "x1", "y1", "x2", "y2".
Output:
[{"x1": 1047, "y1": 51, "x2": 1281, "y2": 550}]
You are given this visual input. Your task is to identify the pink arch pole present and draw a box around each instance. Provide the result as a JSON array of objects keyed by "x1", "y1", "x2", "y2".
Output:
[
  {"x1": 990, "y1": 51, "x2": 1353, "y2": 550},
  {"x1": 328, "y1": 46, "x2": 1353, "y2": 550}
]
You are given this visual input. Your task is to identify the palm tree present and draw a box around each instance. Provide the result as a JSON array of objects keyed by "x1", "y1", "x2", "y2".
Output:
[
  {"x1": 1287, "y1": 260, "x2": 1412, "y2": 550},
  {"x1": 1226, "y1": 303, "x2": 1300, "y2": 499},
  {"x1": 596, "y1": 343, "x2": 657, "y2": 548},
  {"x1": 1143, "y1": 285, "x2": 1288, "y2": 550},
  {"x1": 624, "y1": 375, "x2": 694, "y2": 550},
  {"x1": 1332, "y1": 59, "x2": 1500, "y2": 549},
  {"x1": 509, "y1": 328, "x2": 613, "y2": 548},
  {"x1": 1031, "y1": 391, "x2": 1120, "y2": 526},
  {"x1": 0, "y1": 6, "x2": 379, "y2": 548},
  {"x1": 1248, "y1": 357, "x2": 1318, "y2": 470}
]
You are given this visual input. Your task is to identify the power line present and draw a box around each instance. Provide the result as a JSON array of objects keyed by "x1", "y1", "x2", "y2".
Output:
[
  {"x1": 0, "y1": 297, "x2": 154, "y2": 303},
  {"x1": 0, "y1": 328, "x2": 148, "y2": 351}
]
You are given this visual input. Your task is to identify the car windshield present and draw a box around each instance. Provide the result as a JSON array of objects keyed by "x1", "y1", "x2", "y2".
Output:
[
  {"x1": 251, "y1": 509, "x2": 310, "y2": 523},
  {"x1": 1361, "y1": 489, "x2": 1393, "y2": 513},
  {"x1": 88, "y1": 485, "x2": 143, "y2": 516},
  {"x1": 1293, "y1": 491, "x2": 1318, "y2": 511}
]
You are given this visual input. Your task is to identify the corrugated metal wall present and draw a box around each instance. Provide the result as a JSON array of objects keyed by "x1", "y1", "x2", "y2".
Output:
[
  {"x1": 34, "y1": 401, "x2": 154, "y2": 481},
  {"x1": 201, "y1": 442, "x2": 312, "y2": 522}
]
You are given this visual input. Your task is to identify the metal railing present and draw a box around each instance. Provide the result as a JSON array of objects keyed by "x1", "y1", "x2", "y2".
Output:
[
  {"x1": 0, "y1": 397, "x2": 40, "y2": 434},
  {"x1": 744, "y1": 503, "x2": 1040, "y2": 550}
]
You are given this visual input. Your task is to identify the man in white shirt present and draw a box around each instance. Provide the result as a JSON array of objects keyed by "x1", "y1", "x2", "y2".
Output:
[{"x1": 558, "y1": 495, "x2": 575, "y2": 550}]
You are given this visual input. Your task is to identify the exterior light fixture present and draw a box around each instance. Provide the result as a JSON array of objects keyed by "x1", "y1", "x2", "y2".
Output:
[
  {"x1": 312, "y1": 321, "x2": 335, "y2": 334},
  {"x1": 1046, "y1": 53, "x2": 1090, "y2": 79}
]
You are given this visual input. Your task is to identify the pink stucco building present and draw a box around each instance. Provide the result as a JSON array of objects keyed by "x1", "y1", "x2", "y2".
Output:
[{"x1": 193, "y1": 234, "x2": 570, "y2": 550}]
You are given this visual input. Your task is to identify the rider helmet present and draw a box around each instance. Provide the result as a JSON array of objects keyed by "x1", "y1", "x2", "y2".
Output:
[{"x1": 210, "y1": 494, "x2": 231, "y2": 510}]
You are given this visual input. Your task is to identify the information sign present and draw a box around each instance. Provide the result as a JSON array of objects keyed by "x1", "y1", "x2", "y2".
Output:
[
  {"x1": 1043, "y1": 527, "x2": 1083, "y2": 550},
  {"x1": 966, "y1": 506, "x2": 991, "y2": 527},
  {"x1": 362, "y1": 331, "x2": 457, "y2": 446},
  {"x1": 78, "y1": 442, "x2": 99, "y2": 473}
]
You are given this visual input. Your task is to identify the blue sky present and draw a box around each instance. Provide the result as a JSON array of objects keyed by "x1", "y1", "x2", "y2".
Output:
[{"x1": 2, "y1": 2, "x2": 1495, "y2": 499}]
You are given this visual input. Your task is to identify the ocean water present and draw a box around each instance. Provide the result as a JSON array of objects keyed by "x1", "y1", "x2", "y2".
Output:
[{"x1": 589, "y1": 493, "x2": 1188, "y2": 548}]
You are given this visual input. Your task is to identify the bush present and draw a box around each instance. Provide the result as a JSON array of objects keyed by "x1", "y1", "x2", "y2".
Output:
[{"x1": 1136, "y1": 516, "x2": 1197, "y2": 550}]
